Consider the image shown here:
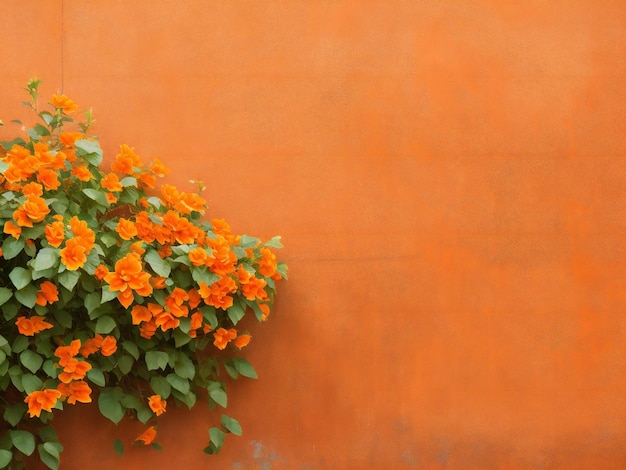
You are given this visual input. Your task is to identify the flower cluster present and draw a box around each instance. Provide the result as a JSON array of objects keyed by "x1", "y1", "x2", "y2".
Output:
[{"x1": 0, "y1": 80, "x2": 286, "y2": 470}]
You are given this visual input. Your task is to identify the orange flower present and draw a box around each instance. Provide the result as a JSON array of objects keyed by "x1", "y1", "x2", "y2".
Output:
[
  {"x1": 45, "y1": 220, "x2": 65, "y2": 247},
  {"x1": 160, "y1": 184, "x2": 180, "y2": 207},
  {"x1": 130, "y1": 241, "x2": 145, "y2": 255},
  {"x1": 50, "y1": 94, "x2": 78, "y2": 113},
  {"x1": 22, "y1": 182, "x2": 43, "y2": 196},
  {"x1": 190, "y1": 311, "x2": 203, "y2": 330},
  {"x1": 138, "y1": 172, "x2": 156, "y2": 189},
  {"x1": 105, "y1": 192, "x2": 118, "y2": 204},
  {"x1": 59, "y1": 131, "x2": 84, "y2": 147},
  {"x1": 15, "y1": 194, "x2": 50, "y2": 226},
  {"x1": 94, "y1": 264, "x2": 109, "y2": 281},
  {"x1": 188, "y1": 247, "x2": 209, "y2": 266},
  {"x1": 57, "y1": 380, "x2": 92, "y2": 404},
  {"x1": 37, "y1": 168, "x2": 61, "y2": 191},
  {"x1": 213, "y1": 328, "x2": 237, "y2": 350},
  {"x1": 134, "y1": 426, "x2": 157, "y2": 445},
  {"x1": 234, "y1": 334, "x2": 252, "y2": 350},
  {"x1": 188, "y1": 288, "x2": 201, "y2": 309},
  {"x1": 117, "y1": 289, "x2": 135, "y2": 309},
  {"x1": 101, "y1": 173, "x2": 123, "y2": 192},
  {"x1": 157, "y1": 245, "x2": 172, "y2": 259},
  {"x1": 35, "y1": 281, "x2": 59, "y2": 306},
  {"x1": 175, "y1": 192, "x2": 206, "y2": 214},
  {"x1": 135, "y1": 211, "x2": 156, "y2": 243},
  {"x1": 154, "y1": 310, "x2": 179, "y2": 331},
  {"x1": 54, "y1": 339, "x2": 81, "y2": 367},
  {"x1": 148, "y1": 395, "x2": 167, "y2": 416},
  {"x1": 100, "y1": 336, "x2": 117, "y2": 356},
  {"x1": 69, "y1": 216, "x2": 95, "y2": 251},
  {"x1": 258, "y1": 248, "x2": 277, "y2": 277},
  {"x1": 111, "y1": 144, "x2": 140, "y2": 175},
  {"x1": 79, "y1": 334, "x2": 103, "y2": 357},
  {"x1": 131, "y1": 305, "x2": 152, "y2": 325},
  {"x1": 259, "y1": 303, "x2": 271, "y2": 321},
  {"x1": 151, "y1": 276, "x2": 167, "y2": 289},
  {"x1": 162, "y1": 211, "x2": 196, "y2": 245},
  {"x1": 24, "y1": 389, "x2": 62, "y2": 417},
  {"x1": 15, "y1": 316, "x2": 54, "y2": 336},
  {"x1": 198, "y1": 277, "x2": 237, "y2": 310},
  {"x1": 104, "y1": 252, "x2": 152, "y2": 307},
  {"x1": 60, "y1": 238, "x2": 87, "y2": 270},
  {"x1": 140, "y1": 319, "x2": 157, "y2": 339},
  {"x1": 241, "y1": 276, "x2": 268, "y2": 301},
  {"x1": 115, "y1": 218, "x2": 138, "y2": 240},
  {"x1": 149, "y1": 158, "x2": 170, "y2": 177},
  {"x1": 71, "y1": 165, "x2": 94, "y2": 182},
  {"x1": 58, "y1": 358, "x2": 92, "y2": 384},
  {"x1": 4, "y1": 220, "x2": 21, "y2": 239}
]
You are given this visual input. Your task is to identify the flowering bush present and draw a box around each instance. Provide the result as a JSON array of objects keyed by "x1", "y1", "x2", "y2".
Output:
[{"x1": 0, "y1": 80, "x2": 286, "y2": 469}]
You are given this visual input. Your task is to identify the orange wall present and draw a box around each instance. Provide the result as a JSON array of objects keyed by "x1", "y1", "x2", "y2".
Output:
[{"x1": 2, "y1": 1, "x2": 626, "y2": 469}]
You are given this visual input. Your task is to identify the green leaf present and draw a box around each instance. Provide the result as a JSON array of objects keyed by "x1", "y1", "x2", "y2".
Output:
[
  {"x1": 2, "y1": 303, "x2": 17, "y2": 321},
  {"x1": 95, "y1": 315, "x2": 116, "y2": 334},
  {"x1": 32, "y1": 123, "x2": 51, "y2": 137},
  {"x1": 276, "y1": 262, "x2": 288, "y2": 280},
  {"x1": 238, "y1": 235, "x2": 260, "y2": 248},
  {"x1": 232, "y1": 358, "x2": 258, "y2": 379},
  {"x1": 38, "y1": 426, "x2": 59, "y2": 444},
  {"x1": 9, "y1": 267, "x2": 31, "y2": 290},
  {"x1": 174, "y1": 355, "x2": 195, "y2": 380},
  {"x1": 0, "y1": 288, "x2": 12, "y2": 307},
  {"x1": 1, "y1": 137, "x2": 26, "y2": 151},
  {"x1": 38, "y1": 442, "x2": 61, "y2": 470},
  {"x1": 166, "y1": 373, "x2": 189, "y2": 394},
  {"x1": 12, "y1": 336, "x2": 29, "y2": 354},
  {"x1": 21, "y1": 374, "x2": 43, "y2": 394},
  {"x1": 15, "y1": 284, "x2": 38, "y2": 309},
  {"x1": 20, "y1": 350, "x2": 43, "y2": 374},
  {"x1": 264, "y1": 236, "x2": 283, "y2": 248},
  {"x1": 117, "y1": 355, "x2": 134, "y2": 375},
  {"x1": 113, "y1": 439, "x2": 124, "y2": 457},
  {"x1": 173, "y1": 329, "x2": 192, "y2": 348},
  {"x1": 10, "y1": 430, "x2": 35, "y2": 456},
  {"x1": 150, "y1": 376, "x2": 171, "y2": 399},
  {"x1": 42, "y1": 360, "x2": 58, "y2": 379},
  {"x1": 0, "y1": 450, "x2": 12, "y2": 468},
  {"x1": 75, "y1": 139, "x2": 102, "y2": 166},
  {"x1": 224, "y1": 362, "x2": 238, "y2": 380},
  {"x1": 227, "y1": 301, "x2": 246, "y2": 325},
  {"x1": 82, "y1": 188, "x2": 108, "y2": 207},
  {"x1": 145, "y1": 351, "x2": 169, "y2": 371},
  {"x1": 87, "y1": 368, "x2": 105, "y2": 387},
  {"x1": 208, "y1": 388, "x2": 227, "y2": 408},
  {"x1": 208, "y1": 427, "x2": 225, "y2": 452},
  {"x1": 0, "y1": 336, "x2": 9, "y2": 354},
  {"x1": 137, "y1": 406, "x2": 153, "y2": 424},
  {"x1": 144, "y1": 249, "x2": 171, "y2": 278},
  {"x1": 84, "y1": 292, "x2": 100, "y2": 317},
  {"x1": 178, "y1": 388, "x2": 198, "y2": 408},
  {"x1": 191, "y1": 267, "x2": 219, "y2": 287},
  {"x1": 120, "y1": 176, "x2": 137, "y2": 187},
  {"x1": 98, "y1": 388, "x2": 124, "y2": 424},
  {"x1": 58, "y1": 270, "x2": 80, "y2": 291},
  {"x1": 3, "y1": 403, "x2": 27, "y2": 427},
  {"x1": 122, "y1": 341, "x2": 139, "y2": 360},
  {"x1": 2, "y1": 237, "x2": 24, "y2": 260},
  {"x1": 221, "y1": 415, "x2": 243, "y2": 436},
  {"x1": 100, "y1": 285, "x2": 118, "y2": 303}
]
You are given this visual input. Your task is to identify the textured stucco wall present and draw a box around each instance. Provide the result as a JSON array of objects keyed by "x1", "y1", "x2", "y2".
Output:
[{"x1": 1, "y1": 1, "x2": 626, "y2": 469}]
